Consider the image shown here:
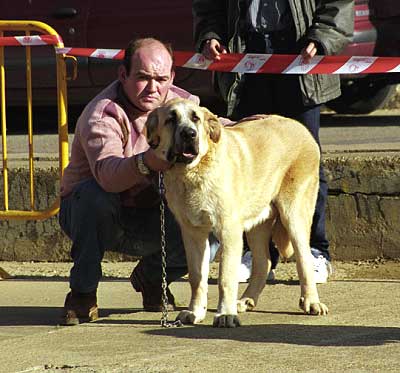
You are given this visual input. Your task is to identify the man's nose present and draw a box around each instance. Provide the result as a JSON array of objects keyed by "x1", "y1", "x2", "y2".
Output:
[{"x1": 147, "y1": 79, "x2": 157, "y2": 92}]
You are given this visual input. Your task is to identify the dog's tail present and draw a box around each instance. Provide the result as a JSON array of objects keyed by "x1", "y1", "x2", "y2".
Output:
[{"x1": 272, "y1": 217, "x2": 294, "y2": 259}]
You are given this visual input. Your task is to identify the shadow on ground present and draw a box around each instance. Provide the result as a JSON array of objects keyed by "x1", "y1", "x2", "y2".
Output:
[
  {"x1": 0, "y1": 306, "x2": 142, "y2": 326},
  {"x1": 145, "y1": 323, "x2": 400, "y2": 347},
  {"x1": 1, "y1": 305, "x2": 399, "y2": 348}
]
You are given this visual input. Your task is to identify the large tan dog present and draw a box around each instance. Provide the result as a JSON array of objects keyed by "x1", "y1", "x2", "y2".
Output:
[{"x1": 146, "y1": 98, "x2": 328, "y2": 328}]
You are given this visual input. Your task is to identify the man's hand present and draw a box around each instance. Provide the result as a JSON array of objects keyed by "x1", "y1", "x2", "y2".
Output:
[
  {"x1": 236, "y1": 114, "x2": 271, "y2": 124},
  {"x1": 301, "y1": 42, "x2": 318, "y2": 64},
  {"x1": 143, "y1": 148, "x2": 172, "y2": 172},
  {"x1": 201, "y1": 39, "x2": 228, "y2": 61}
]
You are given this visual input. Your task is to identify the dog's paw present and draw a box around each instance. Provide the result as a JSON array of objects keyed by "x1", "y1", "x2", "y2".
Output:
[
  {"x1": 299, "y1": 297, "x2": 329, "y2": 315},
  {"x1": 213, "y1": 314, "x2": 241, "y2": 328},
  {"x1": 237, "y1": 297, "x2": 256, "y2": 313},
  {"x1": 175, "y1": 310, "x2": 205, "y2": 325}
]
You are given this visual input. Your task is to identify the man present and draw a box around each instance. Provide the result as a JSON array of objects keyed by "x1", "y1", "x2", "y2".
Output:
[
  {"x1": 193, "y1": 0, "x2": 354, "y2": 283},
  {"x1": 59, "y1": 38, "x2": 196, "y2": 325}
]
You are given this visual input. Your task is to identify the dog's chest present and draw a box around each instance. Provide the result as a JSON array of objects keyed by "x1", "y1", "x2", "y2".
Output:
[{"x1": 164, "y1": 173, "x2": 216, "y2": 228}]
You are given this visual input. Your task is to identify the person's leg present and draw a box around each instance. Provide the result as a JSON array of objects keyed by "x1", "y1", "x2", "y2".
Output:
[
  {"x1": 126, "y1": 204, "x2": 187, "y2": 286},
  {"x1": 284, "y1": 104, "x2": 330, "y2": 261},
  {"x1": 233, "y1": 75, "x2": 280, "y2": 274},
  {"x1": 273, "y1": 76, "x2": 331, "y2": 271},
  {"x1": 59, "y1": 179, "x2": 122, "y2": 293},
  {"x1": 59, "y1": 179, "x2": 188, "y2": 311},
  {"x1": 59, "y1": 178, "x2": 122, "y2": 324}
]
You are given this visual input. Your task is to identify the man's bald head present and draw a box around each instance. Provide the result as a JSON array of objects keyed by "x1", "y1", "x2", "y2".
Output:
[{"x1": 123, "y1": 38, "x2": 174, "y2": 75}]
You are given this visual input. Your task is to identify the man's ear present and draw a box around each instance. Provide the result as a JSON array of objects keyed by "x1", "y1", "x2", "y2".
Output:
[
  {"x1": 145, "y1": 108, "x2": 160, "y2": 148},
  {"x1": 118, "y1": 65, "x2": 127, "y2": 83},
  {"x1": 203, "y1": 108, "x2": 221, "y2": 143}
]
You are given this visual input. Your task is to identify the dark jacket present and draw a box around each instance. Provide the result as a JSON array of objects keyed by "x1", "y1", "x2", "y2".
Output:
[{"x1": 193, "y1": 0, "x2": 354, "y2": 116}]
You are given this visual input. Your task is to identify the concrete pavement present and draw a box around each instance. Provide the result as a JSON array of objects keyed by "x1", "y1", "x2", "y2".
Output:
[
  {"x1": 3, "y1": 109, "x2": 400, "y2": 157},
  {"x1": 0, "y1": 263, "x2": 399, "y2": 373}
]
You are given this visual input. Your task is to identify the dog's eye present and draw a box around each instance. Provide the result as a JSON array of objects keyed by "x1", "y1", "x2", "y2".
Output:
[
  {"x1": 166, "y1": 110, "x2": 177, "y2": 125},
  {"x1": 191, "y1": 112, "x2": 200, "y2": 123}
]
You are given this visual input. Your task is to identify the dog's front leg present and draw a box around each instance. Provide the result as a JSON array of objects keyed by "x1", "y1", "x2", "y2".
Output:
[
  {"x1": 214, "y1": 228, "x2": 243, "y2": 328},
  {"x1": 176, "y1": 228, "x2": 210, "y2": 325}
]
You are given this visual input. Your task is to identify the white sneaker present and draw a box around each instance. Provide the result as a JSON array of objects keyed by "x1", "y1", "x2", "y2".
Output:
[
  {"x1": 313, "y1": 255, "x2": 333, "y2": 284},
  {"x1": 238, "y1": 251, "x2": 252, "y2": 283},
  {"x1": 237, "y1": 251, "x2": 276, "y2": 283}
]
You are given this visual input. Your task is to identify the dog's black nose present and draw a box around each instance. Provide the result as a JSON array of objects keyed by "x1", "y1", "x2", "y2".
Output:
[{"x1": 181, "y1": 127, "x2": 197, "y2": 141}]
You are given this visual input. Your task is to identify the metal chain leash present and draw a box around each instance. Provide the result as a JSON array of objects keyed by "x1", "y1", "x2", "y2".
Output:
[{"x1": 158, "y1": 172, "x2": 183, "y2": 328}]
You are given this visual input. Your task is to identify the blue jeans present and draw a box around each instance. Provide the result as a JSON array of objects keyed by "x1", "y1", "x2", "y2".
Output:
[
  {"x1": 59, "y1": 179, "x2": 188, "y2": 293},
  {"x1": 233, "y1": 74, "x2": 330, "y2": 261}
]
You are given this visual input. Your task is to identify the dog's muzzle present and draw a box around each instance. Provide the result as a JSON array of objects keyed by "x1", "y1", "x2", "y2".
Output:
[{"x1": 169, "y1": 125, "x2": 199, "y2": 164}]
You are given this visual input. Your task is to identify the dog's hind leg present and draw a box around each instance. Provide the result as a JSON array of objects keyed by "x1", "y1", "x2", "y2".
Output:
[
  {"x1": 176, "y1": 228, "x2": 210, "y2": 325},
  {"x1": 277, "y1": 180, "x2": 328, "y2": 316},
  {"x1": 237, "y1": 220, "x2": 273, "y2": 313},
  {"x1": 290, "y1": 217, "x2": 328, "y2": 315}
]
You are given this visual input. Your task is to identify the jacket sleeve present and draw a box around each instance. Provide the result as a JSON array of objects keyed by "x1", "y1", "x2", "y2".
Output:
[
  {"x1": 306, "y1": 0, "x2": 355, "y2": 55},
  {"x1": 80, "y1": 116, "x2": 148, "y2": 193},
  {"x1": 193, "y1": 0, "x2": 227, "y2": 52}
]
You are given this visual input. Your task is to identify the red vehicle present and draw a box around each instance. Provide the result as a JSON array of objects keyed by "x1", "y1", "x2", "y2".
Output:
[
  {"x1": 2, "y1": 0, "x2": 400, "y2": 115},
  {"x1": 329, "y1": 0, "x2": 400, "y2": 113}
]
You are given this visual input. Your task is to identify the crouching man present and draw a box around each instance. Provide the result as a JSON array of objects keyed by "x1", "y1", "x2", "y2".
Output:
[{"x1": 59, "y1": 37, "x2": 196, "y2": 325}]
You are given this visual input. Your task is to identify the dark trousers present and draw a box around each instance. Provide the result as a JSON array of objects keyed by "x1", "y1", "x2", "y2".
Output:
[
  {"x1": 59, "y1": 179, "x2": 188, "y2": 293},
  {"x1": 233, "y1": 73, "x2": 330, "y2": 261}
]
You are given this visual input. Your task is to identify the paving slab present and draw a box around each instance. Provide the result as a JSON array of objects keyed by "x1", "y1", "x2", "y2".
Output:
[{"x1": 0, "y1": 261, "x2": 399, "y2": 373}]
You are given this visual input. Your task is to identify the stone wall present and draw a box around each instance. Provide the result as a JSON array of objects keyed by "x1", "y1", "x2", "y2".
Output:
[
  {"x1": 324, "y1": 154, "x2": 400, "y2": 259},
  {"x1": 0, "y1": 153, "x2": 399, "y2": 261}
]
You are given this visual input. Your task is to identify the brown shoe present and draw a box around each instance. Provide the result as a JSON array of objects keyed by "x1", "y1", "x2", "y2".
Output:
[
  {"x1": 130, "y1": 266, "x2": 176, "y2": 312},
  {"x1": 61, "y1": 290, "x2": 98, "y2": 326}
]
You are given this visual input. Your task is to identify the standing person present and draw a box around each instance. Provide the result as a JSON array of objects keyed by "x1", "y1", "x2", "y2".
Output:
[
  {"x1": 193, "y1": 0, "x2": 354, "y2": 283},
  {"x1": 59, "y1": 37, "x2": 198, "y2": 325}
]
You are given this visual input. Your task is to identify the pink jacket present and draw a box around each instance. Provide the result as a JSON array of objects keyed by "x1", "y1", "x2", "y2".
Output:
[{"x1": 60, "y1": 80, "x2": 200, "y2": 207}]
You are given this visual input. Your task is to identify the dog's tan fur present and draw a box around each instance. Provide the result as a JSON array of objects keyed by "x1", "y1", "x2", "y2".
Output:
[{"x1": 146, "y1": 98, "x2": 328, "y2": 327}]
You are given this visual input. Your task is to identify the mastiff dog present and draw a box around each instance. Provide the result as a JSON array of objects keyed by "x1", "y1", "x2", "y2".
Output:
[{"x1": 145, "y1": 98, "x2": 328, "y2": 328}]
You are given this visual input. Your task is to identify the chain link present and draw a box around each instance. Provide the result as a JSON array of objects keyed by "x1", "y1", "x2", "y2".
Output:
[{"x1": 159, "y1": 172, "x2": 183, "y2": 328}]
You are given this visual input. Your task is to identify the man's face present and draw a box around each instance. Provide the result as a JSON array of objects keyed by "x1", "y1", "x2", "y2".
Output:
[{"x1": 119, "y1": 44, "x2": 175, "y2": 112}]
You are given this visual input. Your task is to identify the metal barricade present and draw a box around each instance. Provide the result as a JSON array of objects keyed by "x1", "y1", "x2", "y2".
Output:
[{"x1": 0, "y1": 20, "x2": 70, "y2": 220}]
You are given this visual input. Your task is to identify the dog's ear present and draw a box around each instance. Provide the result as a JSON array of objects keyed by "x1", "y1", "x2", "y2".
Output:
[
  {"x1": 145, "y1": 108, "x2": 160, "y2": 148},
  {"x1": 203, "y1": 108, "x2": 221, "y2": 143}
]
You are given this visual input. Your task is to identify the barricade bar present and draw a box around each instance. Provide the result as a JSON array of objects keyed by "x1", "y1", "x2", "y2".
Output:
[{"x1": 0, "y1": 21, "x2": 69, "y2": 220}]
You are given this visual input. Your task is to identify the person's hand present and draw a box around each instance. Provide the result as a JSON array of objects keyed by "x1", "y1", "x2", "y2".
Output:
[
  {"x1": 201, "y1": 39, "x2": 228, "y2": 61},
  {"x1": 301, "y1": 42, "x2": 318, "y2": 64},
  {"x1": 143, "y1": 148, "x2": 172, "y2": 172},
  {"x1": 236, "y1": 114, "x2": 271, "y2": 124}
]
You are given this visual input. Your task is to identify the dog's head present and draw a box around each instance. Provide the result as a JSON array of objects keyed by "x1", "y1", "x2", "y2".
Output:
[{"x1": 145, "y1": 98, "x2": 221, "y2": 165}]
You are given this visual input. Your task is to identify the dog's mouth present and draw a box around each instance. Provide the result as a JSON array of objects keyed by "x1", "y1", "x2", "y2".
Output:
[
  {"x1": 165, "y1": 125, "x2": 200, "y2": 164},
  {"x1": 167, "y1": 142, "x2": 199, "y2": 164},
  {"x1": 177, "y1": 145, "x2": 199, "y2": 163},
  {"x1": 175, "y1": 143, "x2": 199, "y2": 164}
]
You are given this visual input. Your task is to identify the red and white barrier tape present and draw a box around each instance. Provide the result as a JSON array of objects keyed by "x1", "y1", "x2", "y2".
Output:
[
  {"x1": 2, "y1": 34, "x2": 400, "y2": 74},
  {"x1": 0, "y1": 34, "x2": 61, "y2": 46}
]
